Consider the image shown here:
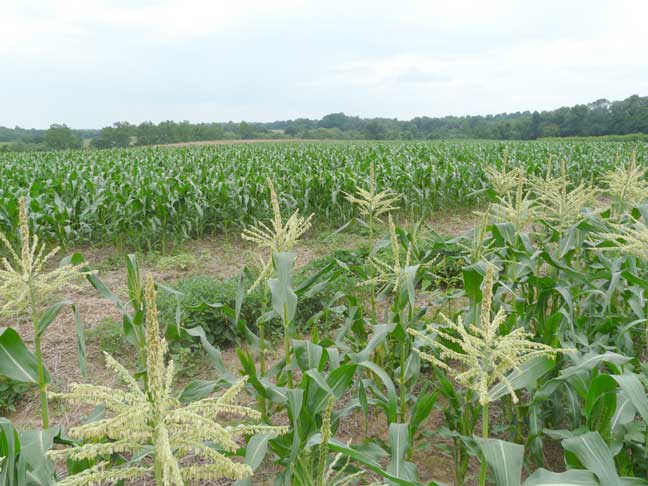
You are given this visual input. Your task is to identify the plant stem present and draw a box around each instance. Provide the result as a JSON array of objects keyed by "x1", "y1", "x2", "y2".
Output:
[
  {"x1": 33, "y1": 332, "x2": 49, "y2": 428},
  {"x1": 259, "y1": 286, "x2": 268, "y2": 417},
  {"x1": 283, "y1": 304, "x2": 293, "y2": 388},
  {"x1": 155, "y1": 457, "x2": 163, "y2": 486},
  {"x1": 369, "y1": 223, "x2": 377, "y2": 324},
  {"x1": 30, "y1": 284, "x2": 48, "y2": 428},
  {"x1": 399, "y1": 339, "x2": 407, "y2": 422},
  {"x1": 479, "y1": 402, "x2": 489, "y2": 486}
]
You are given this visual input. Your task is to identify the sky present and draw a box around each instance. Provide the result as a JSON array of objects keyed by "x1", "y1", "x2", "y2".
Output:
[{"x1": 2, "y1": 0, "x2": 648, "y2": 128}]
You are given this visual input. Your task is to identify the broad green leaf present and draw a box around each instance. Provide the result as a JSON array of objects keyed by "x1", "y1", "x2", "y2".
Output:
[
  {"x1": 0, "y1": 418, "x2": 22, "y2": 486},
  {"x1": 352, "y1": 324, "x2": 395, "y2": 362},
  {"x1": 358, "y1": 361, "x2": 398, "y2": 423},
  {"x1": 269, "y1": 252, "x2": 297, "y2": 324},
  {"x1": 178, "y1": 380, "x2": 219, "y2": 403},
  {"x1": 610, "y1": 392, "x2": 636, "y2": 432},
  {"x1": 524, "y1": 468, "x2": 598, "y2": 486},
  {"x1": 234, "y1": 434, "x2": 273, "y2": 486},
  {"x1": 489, "y1": 357, "x2": 555, "y2": 401},
  {"x1": 387, "y1": 423, "x2": 412, "y2": 481},
  {"x1": 476, "y1": 438, "x2": 524, "y2": 486},
  {"x1": 409, "y1": 391, "x2": 437, "y2": 438},
  {"x1": 286, "y1": 388, "x2": 304, "y2": 480},
  {"x1": 19, "y1": 427, "x2": 58, "y2": 486},
  {"x1": 0, "y1": 327, "x2": 48, "y2": 384},
  {"x1": 307, "y1": 364, "x2": 357, "y2": 414},
  {"x1": 585, "y1": 374, "x2": 617, "y2": 438},
  {"x1": 610, "y1": 374, "x2": 648, "y2": 423},
  {"x1": 292, "y1": 340, "x2": 324, "y2": 371},
  {"x1": 325, "y1": 438, "x2": 423, "y2": 486},
  {"x1": 559, "y1": 352, "x2": 631, "y2": 380},
  {"x1": 561, "y1": 432, "x2": 620, "y2": 486}
]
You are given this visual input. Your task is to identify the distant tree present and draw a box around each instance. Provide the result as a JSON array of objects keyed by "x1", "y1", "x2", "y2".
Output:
[
  {"x1": 92, "y1": 122, "x2": 134, "y2": 149},
  {"x1": 541, "y1": 123, "x2": 561, "y2": 137},
  {"x1": 44, "y1": 124, "x2": 82, "y2": 150},
  {"x1": 320, "y1": 113, "x2": 350, "y2": 130},
  {"x1": 363, "y1": 120, "x2": 388, "y2": 140},
  {"x1": 238, "y1": 121, "x2": 255, "y2": 139},
  {"x1": 529, "y1": 111, "x2": 541, "y2": 139}
]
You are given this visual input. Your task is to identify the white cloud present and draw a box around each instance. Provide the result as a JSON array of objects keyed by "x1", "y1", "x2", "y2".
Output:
[{"x1": 1, "y1": 0, "x2": 647, "y2": 126}]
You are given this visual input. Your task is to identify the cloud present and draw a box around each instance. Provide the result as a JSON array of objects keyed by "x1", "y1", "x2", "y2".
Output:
[{"x1": 1, "y1": 0, "x2": 647, "y2": 127}]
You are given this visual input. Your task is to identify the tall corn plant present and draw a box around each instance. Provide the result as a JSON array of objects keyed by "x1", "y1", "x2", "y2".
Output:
[
  {"x1": 0, "y1": 198, "x2": 88, "y2": 427},
  {"x1": 50, "y1": 276, "x2": 287, "y2": 485}
]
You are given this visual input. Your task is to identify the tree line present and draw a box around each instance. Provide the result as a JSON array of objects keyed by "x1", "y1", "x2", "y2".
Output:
[{"x1": 1, "y1": 95, "x2": 647, "y2": 152}]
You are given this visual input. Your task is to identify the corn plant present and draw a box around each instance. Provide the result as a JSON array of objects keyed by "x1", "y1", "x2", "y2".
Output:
[
  {"x1": 0, "y1": 141, "x2": 644, "y2": 249},
  {"x1": 50, "y1": 275, "x2": 286, "y2": 485},
  {"x1": 0, "y1": 198, "x2": 88, "y2": 427}
]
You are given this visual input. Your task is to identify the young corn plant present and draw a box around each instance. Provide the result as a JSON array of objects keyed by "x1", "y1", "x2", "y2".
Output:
[
  {"x1": 345, "y1": 163, "x2": 400, "y2": 322},
  {"x1": 531, "y1": 159, "x2": 598, "y2": 233},
  {"x1": 293, "y1": 397, "x2": 365, "y2": 486},
  {"x1": 0, "y1": 198, "x2": 89, "y2": 428},
  {"x1": 344, "y1": 162, "x2": 400, "y2": 237},
  {"x1": 241, "y1": 177, "x2": 313, "y2": 293},
  {"x1": 50, "y1": 275, "x2": 287, "y2": 485},
  {"x1": 359, "y1": 215, "x2": 428, "y2": 424},
  {"x1": 409, "y1": 263, "x2": 563, "y2": 486},
  {"x1": 601, "y1": 153, "x2": 648, "y2": 216},
  {"x1": 241, "y1": 178, "x2": 311, "y2": 404},
  {"x1": 483, "y1": 150, "x2": 525, "y2": 197},
  {"x1": 486, "y1": 176, "x2": 538, "y2": 232}
]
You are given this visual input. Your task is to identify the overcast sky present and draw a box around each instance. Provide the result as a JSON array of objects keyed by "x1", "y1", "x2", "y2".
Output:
[{"x1": 2, "y1": 0, "x2": 647, "y2": 128}]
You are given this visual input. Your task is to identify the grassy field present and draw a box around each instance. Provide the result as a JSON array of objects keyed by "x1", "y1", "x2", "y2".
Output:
[{"x1": 3, "y1": 140, "x2": 648, "y2": 485}]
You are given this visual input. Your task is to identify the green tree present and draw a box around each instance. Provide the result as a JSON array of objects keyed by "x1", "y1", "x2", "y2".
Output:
[
  {"x1": 239, "y1": 121, "x2": 255, "y2": 139},
  {"x1": 92, "y1": 122, "x2": 134, "y2": 149},
  {"x1": 44, "y1": 124, "x2": 81, "y2": 150}
]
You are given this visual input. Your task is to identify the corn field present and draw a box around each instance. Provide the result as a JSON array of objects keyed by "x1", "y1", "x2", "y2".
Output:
[
  {"x1": 3, "y1": 141, "x2": 648, "y2": 485},
  {"x1": 0, "y1": 141, "x2": 646, "y2": 249}
]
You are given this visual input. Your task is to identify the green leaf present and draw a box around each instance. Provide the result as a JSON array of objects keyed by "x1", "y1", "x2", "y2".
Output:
[
  {"x1": 0, "y1": 418, "x2": 22, "y2": 486},
  {"x1": 358, "y1": 361, "x2": 398, "y2": 423},
  {"x1": 183, "y1": 326, "x2": 234, "y2": 381},
  {"x1": 307, "y1": 364, "x2": 357, "y2": 414},
  {"x1": 19, "y1": 427, "x2": 58, "y2": 485},
  {"x1": 524, "y1": 468, "x2": 598, "y2": 486},
  {"x1": 387, "y1": 423, "x2": 417, "y2": 482},
  {"x1": 0, "y1": 327, "x2": 48, "y2": 384},
  {"x1": 234, "y1": 434, "x2": 273, "y2": 486},
  {"x1": 269, "y1": 252, "x2": 297, "y2": 324},
  {"x1": 286, "y1": 388, "x2": 304, "y2": 480},
  {"x1": 326, "y1": 438, "x2": 423, "y2": 486},
  {"x1": 178, "y1": 380, "x2": 219, "y2": 403},
  {"x1": 561, "y1": 432, "x2": 620, "y2": 486},
  {"x1": 409, "y1": 392, "x2": 437, "y2": 439},
  {"x1": 585, "y1": 374, "x2": 617, "y2": 439},
  {"x1": 292, "y1": 340, "x2": 324, "y2": 371},
  {"x1": 125, "y1": 253, "x2": 142, "y2": 309},
  {"x1": 559, "y1": 352, "x2": 631, "y2": 380},
  {"x1": 462, "y1": 262, "x2": 485, "y2": 303},
  {"x1": 352, "y1": 324, "x2": 395, "y2": 362},
  {"x1": 489, "y1": 357, "x2": 555, "y2": 402},
  {"x1": 610, "y1": 374, "x2": 648, "y2": 423},
  {"x1": 621, "y1": 479, "x2": 648, "y2": 486},
  {"x1": 36, "y1": 300, "x2": 72, "y2": 337},
  {"x1": 476, "y1": 438, "x2": 524, "y2": 486}
]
